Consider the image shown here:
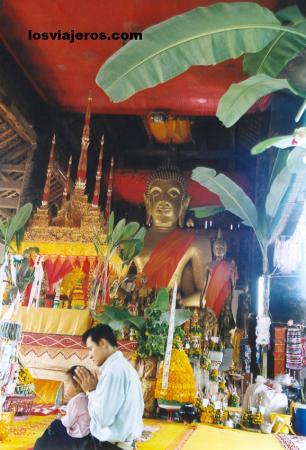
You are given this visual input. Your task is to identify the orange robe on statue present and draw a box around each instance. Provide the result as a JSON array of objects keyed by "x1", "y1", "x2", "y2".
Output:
[
  {"x1": 205, "y1": 260, "x2": 237, "y2": 317},
  {"x1": 142, "y1": 230, "x2": 195, "y2": 288}
]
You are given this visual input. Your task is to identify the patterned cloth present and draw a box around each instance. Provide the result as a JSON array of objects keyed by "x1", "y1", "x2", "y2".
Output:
[{"x1": 286, "y1": 327, "x2": 303, "y2": 371}]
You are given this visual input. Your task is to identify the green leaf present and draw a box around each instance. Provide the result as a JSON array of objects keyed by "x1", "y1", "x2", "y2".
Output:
[
  {"x1": 268, "y1": 173, "x2": 302, "y2": 243},
  {"x1": 96, "y1": 3, "x2": 281, "y2": 102},
  {"x1": 22, "y1": 247, "x2": 40, "y2": 256},
  {"x1": 155, "y1": 288, "x2": 169, "y2": 312},
  {"x1": 102, "y1": 306, "x2": 130, "y2": 321},
  {"x1": 161, "y1": 309, "x2": 192, "y2": 327},
  {"x1": 251, "y1": 135, "x2": 293, "y2": 155},
  {"x1": 267, "y1": 149, "x2": 289, "y2": 194},
  {"x1": 276, "y1": 5, "x2": 305, "y2": 23},
  {"x1": 0, "y1": 221, "x2": 7, "y2": 241},
  {"x1": 265, "y1": 166, "x2": 292, "y2": 218},
  {"x1": 94, "y1": 312, "x2": 113, "y2": 324},
  {"x1": 134, "y1": 226, "x2": 146, "y2": 239},
  {"x1": 6, "y1": 203, "x2": 32, "y2": 244},
  {"x1": 217, "y1": 74, "x2": 300, "y2": 127},
  {"x1": 190, "y1": 205, "x2": 225, "y2": 218},
  {"x1": 108, "y1": 320, "x2": 129, "y2": 331},
  {"x1": 287, "y1": 146, "x2": 306, "y2": 173},
  {"x1": 111, "y1": 218, "x2": 126, "y2": 245},
  {"x1": 192, "y1": 167, "x2": 258, "y2": 229},
  {"x1": 127, "y1": 316, "x2": 146, "y2": 330},
  {"x1": 121, "y1": 240, "x2": 136, "y2": 262},
  {"x1": 121, "y1": 222, "x2": 140, "y2": 240},
  {"x1": 243, "y1": 19, "x2": 306, "y2": 79},
  {"x1": 15, "y1": 227, "x2": 25, "y2": 250},
  {"x1": 108, "y1": 211, "x2": 114, "y2": 236}
]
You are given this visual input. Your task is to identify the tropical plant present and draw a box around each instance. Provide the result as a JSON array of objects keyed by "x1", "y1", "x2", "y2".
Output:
[
  {"x1": 0, "y1": 203, "x2": 35, "y2": 316},
  {"x1": 90, "y1": 211, "x2": 146, "y2": 309},
  {"x1": 95, "y1": 288, "x2": 191, "y2": 358},
  {"x1": 96, "y1": 3, "x2": 306, "y2": 127},
  {"x1": 0, "y1": 203, "x2": 33, "y2": 255},
  {"x1": 191, "y1": 146, "x2": 306, "y2": 315}
]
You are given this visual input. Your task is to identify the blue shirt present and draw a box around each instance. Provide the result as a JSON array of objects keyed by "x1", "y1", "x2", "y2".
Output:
[{"x1": 87, "y1": 351, "x2": 144, "y2": 443}]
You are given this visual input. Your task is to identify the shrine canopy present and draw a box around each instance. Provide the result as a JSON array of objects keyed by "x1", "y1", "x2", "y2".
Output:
[{"x1": 0, "y1": 0, "x2": 277, "y2": 115}]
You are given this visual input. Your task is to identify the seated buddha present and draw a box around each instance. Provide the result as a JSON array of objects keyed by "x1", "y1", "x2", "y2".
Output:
[{"x1": 133, "y1": 164, "x2": 212, "y2": 305}]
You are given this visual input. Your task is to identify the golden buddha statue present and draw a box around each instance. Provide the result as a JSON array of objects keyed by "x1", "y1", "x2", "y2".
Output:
[{"x1": 133, "y1": 164, "x2": 212, "y2": 304}]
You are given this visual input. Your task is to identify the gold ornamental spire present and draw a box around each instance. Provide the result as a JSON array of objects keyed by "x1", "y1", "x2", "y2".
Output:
[
  {"x1": 76, "y1": 94, "x2": 92, "y2": 190},
  {"x1": 42, "y1": 134, "x2": 55, "y2": 207},
  {"x1": 92, "y1": 135, "x2": 104, "y2": 208},
  {"x1": 63, "y1": 155, "x2": 72, "y2": 202},
  {"x1": 105, "y1": 156, "x2": 114, "y2": 222}
]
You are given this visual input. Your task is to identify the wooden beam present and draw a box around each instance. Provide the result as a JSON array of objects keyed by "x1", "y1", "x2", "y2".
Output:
[
  {"x1": 0, "y1": 163, "x2": 26, "y2": 173},
  {"x1": 0, "y1": 180, "x2": 22, "y2": 191},
  {"x1": 0, "y1": 97, "x2": 36, "y2": 145},
  {"x1": 0, "y1": 197, "x2": 18, "y2": 208},
  {"x1": 0, "y1": 132, "x2": 18, "y2": 149}
]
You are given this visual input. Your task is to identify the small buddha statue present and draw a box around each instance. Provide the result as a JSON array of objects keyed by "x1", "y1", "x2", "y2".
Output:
[
  {"x1": 202, "y1": 229, "x2": 238, "y2": 347},
  {"x1": 133, "y1": 164, "x2": 211, "y2": 304}
]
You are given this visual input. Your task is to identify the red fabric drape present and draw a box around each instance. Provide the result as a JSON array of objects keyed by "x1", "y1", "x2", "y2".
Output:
[
  {"x1": 44, "y1": 256, "x2": 73, "y2": 295},
  {"x1": 82, "y1": 257, "x2": 91, "y2": 302},
  {"x1": 205, "y1": 260, "x2": 236, "y2": 317},
  {"x1": 142, "y1": 230, "x2": 194, "y2": 288}
]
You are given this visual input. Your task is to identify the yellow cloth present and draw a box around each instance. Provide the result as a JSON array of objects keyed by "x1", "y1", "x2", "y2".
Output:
[
  {"x1": 0, "y1": 415, "x2": 54, "y2": 450},
  {"x1": 183, "y1": 423, "x2": 283, "y2": 450},
  {"x1": 34, "y1": 379, "x2": 62, "y2": 405},
  {"x1": 138, "y1": 419, "x2": 191, "y2": 450},
  {"x1": 0, "y1": 418, "x2": 284, "y2": 450},
  {"x1": 0, "y1": 306, "x2": 91, "y2": 335}
]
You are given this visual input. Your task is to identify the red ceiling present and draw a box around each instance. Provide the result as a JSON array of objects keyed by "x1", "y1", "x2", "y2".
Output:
[{"x1": 0, "y1": 0, "x2": 277, "y2": 115}]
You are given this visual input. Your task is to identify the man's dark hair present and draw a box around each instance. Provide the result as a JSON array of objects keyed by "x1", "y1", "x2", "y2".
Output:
[{"x1": 82, "y1": 324, "x2": 117, "y2": 347}]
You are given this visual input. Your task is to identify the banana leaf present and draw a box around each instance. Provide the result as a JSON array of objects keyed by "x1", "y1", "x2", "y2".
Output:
[
  {"x1": 111, "y1": 218, "x2": 126, "y2": 245},
  {"x1": 101, "y1": 306, "x2": 131, "y2": 321},
  {"x1": 251, "y1": 135, "x2": 293, "y2": 154},
  {"x1": 265, "y1": 165, "x2": 292, "y2": 218},
  {"x1": 286, "y1": 146, "x2": 306, "y2": 173},
  {"x1": 108, "y1": 320, "x2": 130, "y2": 331},
  {"x1": 192, "y1": 166, "x2": 266, "y2": 255},
  {"x1": 217, "y1": 74, "x2": 300, "y2": 127},
  {"x1": 128, "y1": 316, "x2": 146, "y2": 330},
  {"x1": 96, "y1": 3, "x2": 280, "y2": 102},
  {"x1": 243, "y1": 18, "x2": 306, "y2": 78},
  {"x1": 120, "y1": 222, "x2": 140, "y2": 240},
  {"x1": 268, "y1": 174, "x2": 299, "y2": 243},
  {"x1": 190, "y1": 205, "x2": 225, "y2": 218},
  {"x1": 192, "y1": 167, "x2": 258, "y2": 228},
  {"x1": 276, "y1": 5, "x2": 305, "y2": 23},
  {"x1": 6, "y1": 203, "x2": 32, "y2": 245},
  {"x1": 267, "y1": 149, "x2": 290, "y2": 194},
  {"x1": 161, "y1": 309, "x2": 192, "y2": 327},
  {"x1": 155, "y1": 288, "x2": 169, "y2": 312},
  {"x1": 108, "y1": 212, "x2": 115, "y2": 239}
]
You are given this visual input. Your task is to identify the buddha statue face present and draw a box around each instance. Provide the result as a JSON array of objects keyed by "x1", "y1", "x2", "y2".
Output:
[
  {"x1": 213, "y1": 239, "x2": 227, "y2": 260},
  {"x1": 144, "y1": 166, "x2": 191, "y2": 229}
]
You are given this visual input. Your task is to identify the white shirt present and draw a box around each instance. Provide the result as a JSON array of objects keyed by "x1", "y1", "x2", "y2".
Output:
[{"x1": 88, "y1": 351, "x2": 144, "y2": 443}]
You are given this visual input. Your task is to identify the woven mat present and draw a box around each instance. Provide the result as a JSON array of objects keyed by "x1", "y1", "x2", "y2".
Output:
[{"x1": 276, "y1": 434, "x2": 306, "y2": 450}]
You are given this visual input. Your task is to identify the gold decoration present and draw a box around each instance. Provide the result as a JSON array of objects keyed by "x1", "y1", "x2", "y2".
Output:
[{"x1": 155, "y1": 349, "x2": 196, "y2": 404}]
